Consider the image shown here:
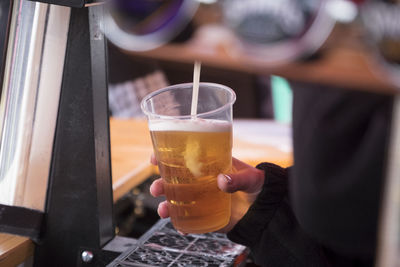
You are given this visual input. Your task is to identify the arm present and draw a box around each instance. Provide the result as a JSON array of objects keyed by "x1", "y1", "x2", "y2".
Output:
[{"x1": 226, "y1": 163, "x2": 328, "y2": 267}]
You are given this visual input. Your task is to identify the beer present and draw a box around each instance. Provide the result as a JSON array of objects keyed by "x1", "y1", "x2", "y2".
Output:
[
  {"x1": 141, "y1": 82, "x2": 236, "y2": 233},
  {"x1": 150, "y1": 118, "x2": 232, "y2": 234}
]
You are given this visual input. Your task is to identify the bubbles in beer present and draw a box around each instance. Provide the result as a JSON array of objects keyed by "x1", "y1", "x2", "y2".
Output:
[{"x1": 150, "y1": 118, "x2": 232, "y2": 233}]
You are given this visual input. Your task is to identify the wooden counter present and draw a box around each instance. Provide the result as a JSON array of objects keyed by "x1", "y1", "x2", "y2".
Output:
[
  {"x1": 110, "y1": 119, "x2": 156, "y2": 202},
  {"x1": 0, "y1": 234, "x2": 33, "y2": 267}
]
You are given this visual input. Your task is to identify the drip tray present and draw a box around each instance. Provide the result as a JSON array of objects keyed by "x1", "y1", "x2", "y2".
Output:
[{"x1": 108, "y1": 219, "x2": 248, "y2": 266}]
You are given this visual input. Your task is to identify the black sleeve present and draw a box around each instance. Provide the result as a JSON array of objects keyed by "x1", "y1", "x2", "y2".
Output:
[
  {"x1": 290, "y1": 83, "x2": 393, "y2": 259},
  {"x1": 227, "y1": 163, "x2": 328, "y2": 267}
]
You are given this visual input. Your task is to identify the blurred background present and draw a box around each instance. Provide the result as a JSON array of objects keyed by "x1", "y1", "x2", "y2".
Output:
[{"x1": 104, "y1": 0, "x2": 399, "y2": 122}]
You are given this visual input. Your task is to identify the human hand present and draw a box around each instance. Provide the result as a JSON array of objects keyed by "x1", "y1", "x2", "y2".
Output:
[
  {"x1": 216, "y1": 158, "x2": 265, "y2": 232},
  {"x1": 149, "y1": 154, "x2": 265, "y2": 233}
]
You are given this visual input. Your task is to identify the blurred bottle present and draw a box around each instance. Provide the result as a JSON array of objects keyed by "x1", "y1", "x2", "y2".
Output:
[{"x1": 360, "y1": 0, "x2": 400, "y2": 87}]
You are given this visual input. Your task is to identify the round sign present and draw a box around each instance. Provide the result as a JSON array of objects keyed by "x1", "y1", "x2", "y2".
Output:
[{"x1": 104, "y1": 0, "x2": 198, "y2": 51}]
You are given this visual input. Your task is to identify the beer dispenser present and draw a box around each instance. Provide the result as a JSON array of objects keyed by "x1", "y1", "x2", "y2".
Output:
[
  {"x1": 0, "y1": 0, "x2": 124, "y2": 266},
  {"x1": 1, "y1": 0, "x2": 400, "y2": 266}
]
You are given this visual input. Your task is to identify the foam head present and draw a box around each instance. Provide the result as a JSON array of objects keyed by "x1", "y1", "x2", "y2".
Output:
[{"x1": 148, "y1": 118, "x2": 231, "y2": 132}]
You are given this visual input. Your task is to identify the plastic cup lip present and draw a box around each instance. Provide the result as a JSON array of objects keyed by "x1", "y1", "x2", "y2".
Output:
[{"x1": 140, "y1": 82, "x2": 237, "y2": 120}]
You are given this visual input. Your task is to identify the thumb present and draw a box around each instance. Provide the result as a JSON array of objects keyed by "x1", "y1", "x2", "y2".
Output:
[{"x1": 217, "y1": 167, "x2": 265, "y2": 194}]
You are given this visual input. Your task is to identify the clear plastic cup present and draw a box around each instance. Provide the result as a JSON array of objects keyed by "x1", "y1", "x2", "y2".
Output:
[{"x1": 141, "y1": 82, "x2": 236, "y2": 234}]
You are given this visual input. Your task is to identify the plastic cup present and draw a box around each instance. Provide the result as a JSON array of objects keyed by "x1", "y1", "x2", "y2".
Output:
[{"x1": 141, "y1": 82, "x2": 236, "y2": 234}]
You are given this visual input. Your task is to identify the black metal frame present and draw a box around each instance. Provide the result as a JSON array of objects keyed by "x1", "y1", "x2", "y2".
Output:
[
  {"x1": 28, "y1": 0, "x2": 102, "y2": 8},
  {"x1": 0, "y1": 0, "x2": 13, "y2": 96},
  {"x1": 33, "y1": 5, "x2": 116, "y2": 267},
  {"x1": 0, "y1": 204, "x2": 43, "y2": 242}
]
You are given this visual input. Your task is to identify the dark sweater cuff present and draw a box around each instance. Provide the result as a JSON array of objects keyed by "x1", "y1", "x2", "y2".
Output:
[{"x1": 227, "y1": 162, "x2": 289, "y2": 247}]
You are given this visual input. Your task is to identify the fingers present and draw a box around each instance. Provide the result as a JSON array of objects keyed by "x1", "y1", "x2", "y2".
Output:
[
  {"x1": 156, "y1": 200, "x2": 187, "y2": 235},
  {"x1": 157, "y1": 200, "x2": 169, "y2": 218},
  {"x1": 217, "y1": 167, "x2": 265, "y2": 194},
  {"x1": 150, "y1": 178, "x2": 164, "y2": 197},
  {"x1": 150, "y1": 178, "x2": 170, "y2": 220},
  {"x1": 151, "y1": 180, "x2": 170, "y2": 219},
  {"x1": 150, "y1": 154, "x2": 157, "y2": 165}
]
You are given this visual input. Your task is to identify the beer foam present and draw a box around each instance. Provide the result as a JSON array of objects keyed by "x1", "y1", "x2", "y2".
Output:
[{"x1": 149, "y1": 118, "x2": 231, "y2": 132}]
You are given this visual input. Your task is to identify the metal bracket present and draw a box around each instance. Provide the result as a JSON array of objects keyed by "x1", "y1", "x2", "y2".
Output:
[
  {"x1": 33, "y1": 5, "x2": 115, "y2": 267},
  {"x1": 0, "y1": 204, "x2": 43, "y2": 242},
  {"x1": 0, "y1": 0, "x2": 12, "y2": 94},
  {"x1": 28, "y1": 0, "x2": 104, "y2": 8},
  {"x1": 77, "y1": 247, "x2": 120, "y2": 267}
]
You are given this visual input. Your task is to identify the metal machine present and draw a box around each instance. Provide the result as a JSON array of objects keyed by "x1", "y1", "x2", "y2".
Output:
[{"x1": 0, "y1": 0, "x2": 118, "y2": 266}]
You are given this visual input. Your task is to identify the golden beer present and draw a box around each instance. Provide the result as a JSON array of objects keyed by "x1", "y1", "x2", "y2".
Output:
[{"x1": 150, "y1": 119, "x2": 232, "y2": 234}]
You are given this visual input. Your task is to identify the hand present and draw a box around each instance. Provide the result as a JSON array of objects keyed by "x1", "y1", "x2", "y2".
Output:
[
  {"x1": 216, "y1": 158, "x2": 265, "y2": 232},
  {"x1": 149, "y1": 154, "x2": 265, "y2": 233}
]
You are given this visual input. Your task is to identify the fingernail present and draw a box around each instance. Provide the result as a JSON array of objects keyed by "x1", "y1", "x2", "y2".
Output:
[{"x1": 223, "y1": 174, "x2": 232, "y2": 184}]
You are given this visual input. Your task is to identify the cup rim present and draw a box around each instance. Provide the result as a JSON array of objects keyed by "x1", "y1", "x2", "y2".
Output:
[{"x1": 140, "y1": 82, "x2": 237, "y2": 119}]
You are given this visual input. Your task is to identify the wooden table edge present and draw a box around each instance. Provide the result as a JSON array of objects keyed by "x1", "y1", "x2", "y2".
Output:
[{"x1": 0, "y1": 234, "x2": 34, "y2": 266}]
